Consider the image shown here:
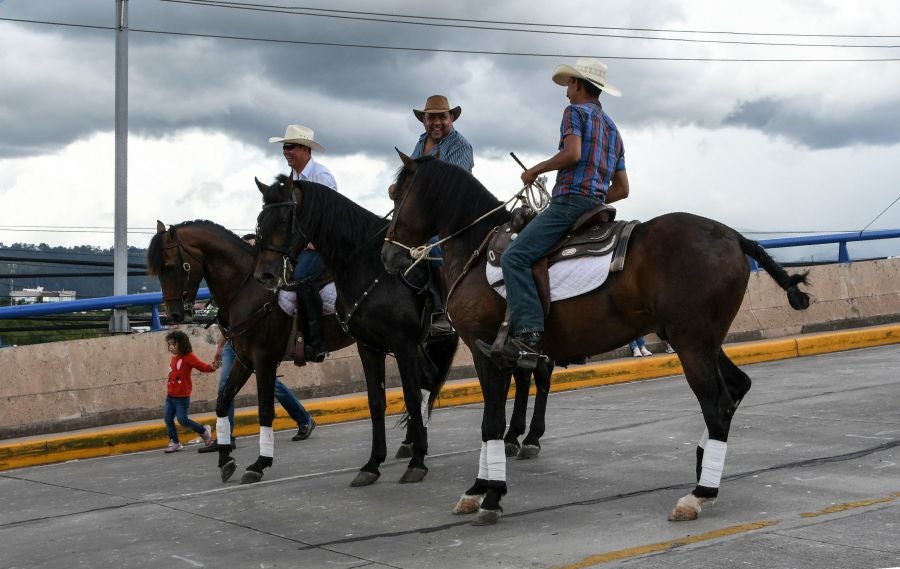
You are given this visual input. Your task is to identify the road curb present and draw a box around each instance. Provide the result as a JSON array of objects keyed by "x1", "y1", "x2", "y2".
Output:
[{"x1": 2, "y1": 324, "x2": 898, "y2": 471}]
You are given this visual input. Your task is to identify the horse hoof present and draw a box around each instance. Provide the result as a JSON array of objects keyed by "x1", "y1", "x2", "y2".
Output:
[
  {"x1": 351, "y1": 470, "x2": 381, "y2": 487},
  {"x1": 398, "y1": 467, "x2": 428, "y2": 484},
  {"x1": 471, "y1": 507, "x2": 502, "y2": 526},
  {"x1": 668, "y1": 493, "x2": 710, "y2": 521},
  {"x1": 220, "y1": 458, "x2": 237, "y2": 483},
  {"x1": 452, "y1": 493, "x2": 485, "y2": 515},
  {"x1": 395, "y1": 443, "x2": 414, "y2": 459},
  {"x1": 504, "y1": 442, "x2": 520, "y2": 458},
  {"x1": 516, "y1": 444, "x2": 541, "y2": 460},
  {"x1": 240, "y1": 470, "x2": 263, "y2": 485}
]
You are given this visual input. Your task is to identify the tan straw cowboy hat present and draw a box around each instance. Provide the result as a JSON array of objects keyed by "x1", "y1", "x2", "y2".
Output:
[
  {"x1": 413, "y1": 95, "x2": 462, "y2": 121},
  {"x1": 269, "y1": 124, "x2": 325, "y2": 152},
  {"x1": 552, "y1": 58, "x2": 621, "y2": 97}
]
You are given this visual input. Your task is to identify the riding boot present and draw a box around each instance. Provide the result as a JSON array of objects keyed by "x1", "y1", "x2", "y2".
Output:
[
  {"x1": 297, "y1": 284, "x2": 326, "y2": 363},
  {"x1": 428, "y1": 265, "x2": 454, "y2": 336},
  {"x1": 476, "y1": 331, "x2": 545, "y2": 371}
]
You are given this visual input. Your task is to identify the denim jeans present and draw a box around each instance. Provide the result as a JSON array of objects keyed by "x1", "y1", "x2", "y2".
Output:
[
  {"x1": 293, "y1": 249, "x2": 325, "y2": 284},
  {"x1": 629, "y1": 337, "x2": 646, "y2": 350},
  {"x1": 218, "y1": 342, "x2": 312, "y2": 430},
  {"x1": 501, "y1": 194, "x2": 602, "y2": 335},
  {"x1": 164, "y1": 395, "x2": 205, "y2": 443}
]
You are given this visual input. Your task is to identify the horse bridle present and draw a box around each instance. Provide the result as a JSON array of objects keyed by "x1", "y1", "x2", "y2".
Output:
[
  {"x1": 257, "y1": 179, "x2": 313, "y2": 288},
  {"x1": 162, "y1": 228, "x2": 205, "y2": 321}
]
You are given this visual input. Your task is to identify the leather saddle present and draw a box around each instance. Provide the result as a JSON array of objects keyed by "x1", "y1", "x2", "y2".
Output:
[{"x1": 486, "y1": 204, "x2": 639, "y2": 316}]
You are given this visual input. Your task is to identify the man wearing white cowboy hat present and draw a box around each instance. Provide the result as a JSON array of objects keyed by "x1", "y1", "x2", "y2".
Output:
[
  {"x1": 410, "y1": 94, "x2": 473, "y2": 172},
  {"x1": 476, "y1": 58, "x2": 630, "y2": 370},
  {"x1": 269, "y1": 124, "x2": 337, "y2": 363}
]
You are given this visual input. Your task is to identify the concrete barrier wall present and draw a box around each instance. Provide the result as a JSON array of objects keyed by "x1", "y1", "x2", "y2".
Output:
[{"x1": 2, "y1": 258, "x2": 899, "y2": 439}]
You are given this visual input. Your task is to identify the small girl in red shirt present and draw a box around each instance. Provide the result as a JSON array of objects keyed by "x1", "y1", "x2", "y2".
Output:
[{"x1": 163, "y1": 331, "x2": 219, "y2": 453}]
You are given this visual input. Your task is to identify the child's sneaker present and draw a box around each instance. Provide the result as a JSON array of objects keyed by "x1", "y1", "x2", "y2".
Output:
[
  {"x1": 201, "y1": 425, "x2": 213, "y2": 447},
  {"x1": 665, "y1": 343, "x2": 676, "y2": 354},
  {"x1": 631, "y1": 347, "x2": 643, "y2": 358},
  {"x1": 165, "y1": 441, "x2": 183, "y2": 453},
  {"x1": 639, "y1": 346, "x2": 653, "y2": 357}
]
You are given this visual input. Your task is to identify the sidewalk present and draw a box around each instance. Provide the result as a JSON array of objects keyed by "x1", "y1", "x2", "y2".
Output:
[{"x1": 2, "y1": 323, "x2": 898, "y2": 472}]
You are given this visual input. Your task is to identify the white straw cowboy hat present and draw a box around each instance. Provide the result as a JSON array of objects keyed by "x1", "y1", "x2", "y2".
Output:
[
  {"x1": 413, "y1": 95, "x2": 462, "y2": 121},
  {"x1": 269, "y1": 124, "x2": 325, "y2": 152},
  {"x1": 552, "y1": 58, "x2": 622, "y2": 97}
]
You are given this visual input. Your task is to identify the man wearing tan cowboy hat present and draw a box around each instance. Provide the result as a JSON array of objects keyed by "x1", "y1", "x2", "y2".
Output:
[
  {"x1": 400, "y1": 95, "x2": 473, "y2": 336},
  {"x1": 410, "y1": 94, "x2": 473, "y2": 172},
  {"x1": 269, "y1": 124, "x2": 337, "y2": 363},
  {"x1": 476, "y1": 58, "x2": 630, "y2": 370}
]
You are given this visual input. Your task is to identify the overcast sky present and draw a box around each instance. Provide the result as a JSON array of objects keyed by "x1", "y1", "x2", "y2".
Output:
[{"x1": 1, "y1": 0, "x2": 900, "y2": 261}]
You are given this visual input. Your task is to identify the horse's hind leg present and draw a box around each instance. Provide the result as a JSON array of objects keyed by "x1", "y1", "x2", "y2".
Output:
[
  {"x1": 504, "y1": 369, "x2": 529, "y2": 457},
  {"x1": 670, "y1": 348, "x2": 738, "y2": 521},
  {"x1": 214, "y1": 361, "x2": 252, "y2": 483},
  {"x1": 519, "y1": 360, "x2": 553, "y2": 460}
]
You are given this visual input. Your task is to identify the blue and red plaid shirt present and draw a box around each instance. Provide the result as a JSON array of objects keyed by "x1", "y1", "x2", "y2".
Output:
[{"x1": 552, "y1": 101, "x2": 625, "y2": 200}]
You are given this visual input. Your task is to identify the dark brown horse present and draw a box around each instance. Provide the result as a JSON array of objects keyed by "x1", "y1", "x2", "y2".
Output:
[
  {"x1": 147, "y1": 220, "x2": 355, "y2": 483},
  {"x1": 382, "y1": 154, "x2": 810, "y2": 525},
  {"x1": 253, "y1": 176, "x2": 462, "y2": 485}
]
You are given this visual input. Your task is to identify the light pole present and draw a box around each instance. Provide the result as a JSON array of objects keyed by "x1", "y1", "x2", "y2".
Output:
[{"x1": 111, "y1": 0, "x2": 130, "y2": 333}]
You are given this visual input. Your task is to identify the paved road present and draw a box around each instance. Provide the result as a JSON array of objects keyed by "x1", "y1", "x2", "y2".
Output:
[{"x1": 2, "y1": 345, "x2": 898, "y2": 569}]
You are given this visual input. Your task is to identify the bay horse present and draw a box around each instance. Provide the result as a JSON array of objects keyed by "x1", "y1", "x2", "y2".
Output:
[
  {"x1": 147, "y1": 220, "x2": 359, "y2": 483},
  {"x1": 382, "y1": 153, "x2": 810, "y2": 525}
]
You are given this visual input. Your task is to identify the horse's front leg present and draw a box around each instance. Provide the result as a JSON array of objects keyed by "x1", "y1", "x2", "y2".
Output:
[
  {"x1": 519, "y1": 360, "x2": 553, "y2": 460},
  {"x1": 395, "y1": 422, "x2": 415, "y2": 459},
  {"x1": 214, "y1": 351, "x2": 253, "y2": 483},
  {"x1": 394, "y1": 344, "x2": 431, "y2": 484},
  {"x1": 240, "y1": 360, "x2": 278, "y2": 484},
  {"x1": 504, "y1": 368, "x2": 529, "y2": 457},
  {"x1": 454, "y1": 354, "x2": 511, "y2": 525},
  {"x1": 351, "y1": 345, "x2": 387, "y2": 487}
]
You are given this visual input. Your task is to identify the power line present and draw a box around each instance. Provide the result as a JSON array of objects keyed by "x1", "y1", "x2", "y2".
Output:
[
  {"x1": 164, "y1": 1, "x2": 900, "y2": 40},
  {"x1": 4, "y1": 16, "x2": 900, "y2": 62},
  {"x1": 859, "y1": 190, "x2": 900, "y2": 234}
]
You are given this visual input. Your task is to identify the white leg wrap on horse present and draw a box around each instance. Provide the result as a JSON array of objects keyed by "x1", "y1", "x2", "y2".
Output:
[
  {"x1": 698, "y1": 428, "x2": 709, "y2": 449},
  {"x1": 420, "y1": 389, "x2": 430, "y2": 428},
  {"x1": 259, "y1": 426, "x2": 274, "y2": 458},
  {"x1": 216, "y1": 417, "x2": 231, "y2": 445},
  {"x1": 478, "y1": 442, "x2": 488, "y2": 479},
  {"x1": 698, "y1": 439, "x2": 727, "y2": 488},
  {"x1": 486, "y1": 439, "x2": 506, "y2": 482}
]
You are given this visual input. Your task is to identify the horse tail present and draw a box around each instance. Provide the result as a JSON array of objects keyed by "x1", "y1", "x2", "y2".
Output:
[
  {"x1": 738, "y1": 235, "x2": 811, "y2": 310},
  {"x1": 423, "y1": 335, "x2": 460, "y2": 413}
]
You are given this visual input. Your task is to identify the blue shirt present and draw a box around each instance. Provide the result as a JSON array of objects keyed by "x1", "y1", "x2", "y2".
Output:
[
  {"x1": 552, "y1": 101, "x2": 625, "y2": 200},
  {"x1": 411, "y1": 128, "x2": 474, "y2": 172}
]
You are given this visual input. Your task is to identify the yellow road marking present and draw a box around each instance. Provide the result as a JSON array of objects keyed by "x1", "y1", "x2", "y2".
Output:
[
  {"x1": 553, "y1": 520, "x2": 778, "y2": 569},
  {"x1": 800, "y1": 493, "x2": 898, "y2": 518}
]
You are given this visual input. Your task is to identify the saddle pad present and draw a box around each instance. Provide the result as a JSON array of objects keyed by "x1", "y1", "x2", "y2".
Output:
[
  {"x1": 485, "y1": 254, "x2": 613, "y2": 302},
  {"x1": 277, "y1": 282, "x2": 337, "y2": 316}
]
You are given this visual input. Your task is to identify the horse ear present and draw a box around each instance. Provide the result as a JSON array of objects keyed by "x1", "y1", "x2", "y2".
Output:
[
  {"x1": 255, "y1": 177, "x2": 268, "y2": 194},
  {"x1": 395, "y1": 147, "x2": 417, "y2": 172},
  {"x1": 156, "y1": 220, "x2": 166, "y2": 233}
]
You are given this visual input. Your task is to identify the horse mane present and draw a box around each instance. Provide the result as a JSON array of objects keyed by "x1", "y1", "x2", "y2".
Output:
[
  {"x1": 146, "y1": 220, "x2": 253, "y2": 275},
  {"x1": 405, "y1": 156, "x2": 510, "y2": 236},
  {"x1": 262, "y1": 175, "x2": 388, "y2": 269}
]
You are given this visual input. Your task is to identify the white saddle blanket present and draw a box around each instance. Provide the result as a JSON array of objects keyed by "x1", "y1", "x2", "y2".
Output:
[
  {"x1": 277, "y1": 283, "x2": 337, "y2": 316},
  {"x1": 486, "y1": 254, "x2": 613, "y2": 302}
]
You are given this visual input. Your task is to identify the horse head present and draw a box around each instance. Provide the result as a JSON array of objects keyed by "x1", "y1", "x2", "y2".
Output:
[
  {"x1": 147, "y1": 220, "x2": 206, "y2": 324},
  {"x1": 253, "y1": 175, "x2": 309, "y2": 290},
  {"x1": 382, "y1": 150, "x2": 434, "y2": 275}
]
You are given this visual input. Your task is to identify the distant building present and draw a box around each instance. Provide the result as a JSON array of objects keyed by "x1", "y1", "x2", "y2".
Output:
[{"x1": 10, "y1": 286, "x2": 77, "y2": 305}]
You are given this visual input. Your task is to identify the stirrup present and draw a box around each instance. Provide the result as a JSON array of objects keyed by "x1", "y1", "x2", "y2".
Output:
[
  {"x1": 475, "y1": 336, "x2": 545, "y2": 371},
  {"x1": 429, "y1": 311, "x2": 455, "y2": 336}
]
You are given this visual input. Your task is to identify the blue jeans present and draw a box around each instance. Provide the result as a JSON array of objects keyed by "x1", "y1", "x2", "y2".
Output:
[
  {"x1": 219, "y1": 342, "x2": 311, "y2": 429},
  {"x1": 294, "y1": 249, "x2": 325, "y2": 284},
  {"x1": 501, "y1": 194, "x2": 602, "y2": 335},
  {"x1": 629, "y1": 338, "x2": 646, "y2": 350},
  {"x1": 164, "y1": 395, "x2": 205, "y2": 443}
]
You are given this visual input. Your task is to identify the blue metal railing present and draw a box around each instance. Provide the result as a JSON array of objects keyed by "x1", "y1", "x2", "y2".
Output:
[
  {"x1": 1, "y1": 229, "x2": 899, "y2": 334},
  {"x1": 752, "y1": 228, "x2": 900, "y2": 270},
  {"x1": 0, "y1": 289, "x2": 211, "y2": 331}
]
